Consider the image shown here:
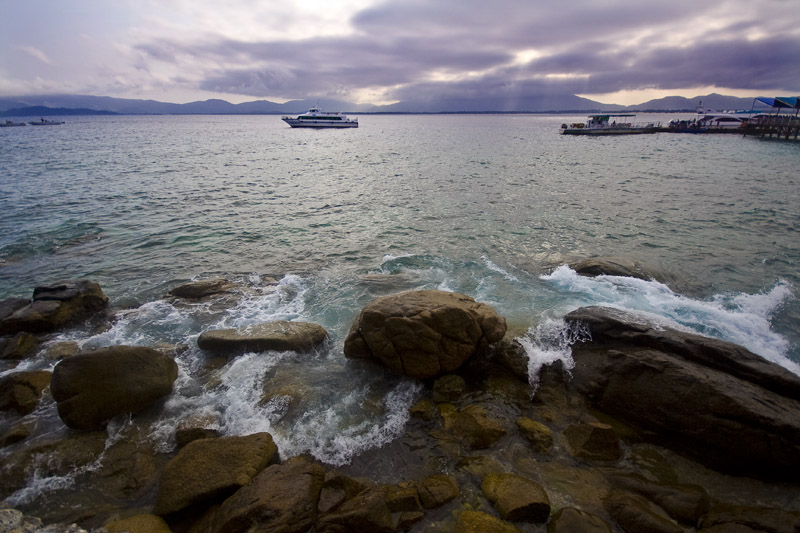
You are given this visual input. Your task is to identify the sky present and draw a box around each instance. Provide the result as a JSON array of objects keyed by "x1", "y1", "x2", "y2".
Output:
[{"x1": 1, "y1": 0, "x2": 798, "y2": 106}]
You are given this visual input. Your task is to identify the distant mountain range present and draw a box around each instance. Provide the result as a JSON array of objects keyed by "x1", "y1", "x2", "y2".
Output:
[{"x1": 0, "y1": 92, "x2": 761, "y2": 116}]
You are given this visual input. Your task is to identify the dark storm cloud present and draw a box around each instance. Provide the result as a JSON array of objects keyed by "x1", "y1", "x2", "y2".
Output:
[{"x1": 134, "y1": 0, "x2": 799, "y2": 101}]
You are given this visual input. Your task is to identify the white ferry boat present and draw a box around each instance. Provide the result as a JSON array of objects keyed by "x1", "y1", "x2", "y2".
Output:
[
  {"x1": 28, "y1": 118, "x2": 65, "y2": 126},
  {"x1": 282, "y1": 106, "x2": 358, "y2": 128},
  {"x1": 561, "y1": 114, "x2": 659, "y2": 135}
]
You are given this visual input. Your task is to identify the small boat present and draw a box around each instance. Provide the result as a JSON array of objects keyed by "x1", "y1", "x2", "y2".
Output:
[
  {"x1": 282, "y1": 106, "x2": 358, "y2": 128},
  {"x1": 28, "y1": 118, "x2": 65, "y2": 126},
  {"x1": 561, "y1": 114, "x2": 660, "y2": 135},
  {"x1": 0, "y1": 120, "x2": 26, "y2": 127}
]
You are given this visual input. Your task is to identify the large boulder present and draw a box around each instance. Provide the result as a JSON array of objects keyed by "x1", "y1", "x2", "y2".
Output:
[
  {"x1": 0, "y1": 280, "x2": 108, "y2": 335},
  {"x1": 197, "y1": 321, "x2": 328, "y2": 355},
  {"x1": 568, "y1": 256, "x2": 672, "y2": 284},
  {"x1": 50, "y1": 345, "x2": 178, "y2": 430},
  {"x1": 343, "y1": 290, "x2": 506, "y2": 379},
  {"x1": 168, "y1": 278, "x2": 236, "y2": 299},
  {"x1": 155, "y1": 432, "x2": 279, "y2": 517},
  {"x1": 210, "y1": 455, "x2": 324, "y2": 533},
  {"x1": 565, "y1": 306, "x2": 800, "y2": 479}
]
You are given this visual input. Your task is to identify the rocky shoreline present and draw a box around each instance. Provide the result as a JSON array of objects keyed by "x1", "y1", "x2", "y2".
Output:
[{"x1": 1, "y1": 267, "x2": 799, "y2": 532}]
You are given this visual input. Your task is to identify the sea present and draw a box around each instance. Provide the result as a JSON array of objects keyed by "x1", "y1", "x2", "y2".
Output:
[{"x1": 0, "y1": 113, "x2": 798, "y2": 510}]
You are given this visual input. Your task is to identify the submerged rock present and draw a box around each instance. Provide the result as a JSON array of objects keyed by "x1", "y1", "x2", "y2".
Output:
[
  {"x1": 197, "y1": 320, "x2": 328, "y2": 355},
  {"x1": 0, "y1": 280, "x2": 108, "y2": 335},
  {"x1": 454, "y1": 510, "x2": 520, "y2": 533},
  {"x1": 343, "y1": 290, "x2": 506, "y2": 379},
  {"x1": 603, "y1": 489, "x2": 682, "y2": 533},
  {"x1": 155, "y1": 432, "x2": 279, "y2": 517},
  {"x1": 104, "y1": 514, "x2": 171, "y2": 533},
  {"x1": 566, "y1": 306, "x2": 800, "y2": 479},
  {"x1": 50, "y1": 345, "x2": 178, "y2": 430},
  {"x1": 564, "y1": 422, "x2": 622, "y2": 463},
  {"x1": 548, "y1": 507, "x2": 612, "y2": 533},
  {"x1": 482, "y1": 472, "x2": 551, "y2": 523}
]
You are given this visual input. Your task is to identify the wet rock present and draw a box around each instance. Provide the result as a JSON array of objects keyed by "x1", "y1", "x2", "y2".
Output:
[
  {"x1": 104, "y1": 513, "x2": 172, "y2": 533},
  {"x1": 1, "y1": 431, "x2": 107, "y2": 499},
  {"x1": 449, "y1": 404, "x2": 507, "y2": 450},
  {"x1": 0, "y1": 280, "x2": 108, "y2": 335},
  {"x1": 95, "y1": 438, "x2": 160, "y2": 499},
  {"x1": 175, "y1": 413, "x2": 222, "y2": 448},
  {"x1": 566, "y1": 306, "x2": 800, "y2": 479},
  {"x1": 569, "y1": 256, "x2": 670, "y2": 283},
  {"x1": 494, "y1": 333, "x2": 529, "y2": 382},
  {"x1": 481, "y1": 472, "x2": 551, "y2": 523},
  {"x1": 433, "y1": 374, "x2": 465, "y2": 402},
  {"x1": 453, "y1": 510, "x2": 520, "y2": 533},
  {"x1": 0, "y1": 421, "x2": 33, "y2": 447},
  {"x1": 564, "y1": 422, "x2": 622, "y2": 462},
  {"x1": 0, "y1": 297, "x2": 29, "y2": 321},
  {"x1": 50, "y1": 345, "x2": 178, "y2": 430},
  {"x1": 0, "y1": 332, "x2": 38, "y2": 360},
  {"x1": 548, "y1": 506, "x2": 612, "y2": 533},
  {"x1": 318, "y1": 471, "x2": 370, "y2": 514},
  {"x1": 344, "y1": 290, "x2": 506, "y2": 379},
  {"x1": 697, "y1": 503, "x2": 800, "y2": 533},
  {"x1": 317, "y1": 485, "x2": 395, "y2": 533},
  {"x1": 155, "y1": 432, "x2": 279, "y2": 516},
  {"x1": 409, "y1": 398, "x2": 437, "y2": 421},
  {"x1": 417, "y1": 474, "x2": 460, "y2": 509},
  {"x1": 516, "y1": 416, "x2": 553, "y2": 454},
  {"x1": 209, "y1": 455, "x2": 324, "y2": 533},
  {"x1": 197, "y1": 320, "x2": 328, "y2": 355},
  {"x1": 603, "y1": 489, "x2": 682, "y2": 533},
  {"x1": 169, "y1": 278, "x2": 236, "y2": 299},
  {"x1": 606, "y1": 472, "x2": 709, "y2": 525},
  {"x1": 0, "y1": 370, "x2": 51, "y2": 415},
  {"x1": 41, "y1": 340, "x2": 80, "y2": 361}
]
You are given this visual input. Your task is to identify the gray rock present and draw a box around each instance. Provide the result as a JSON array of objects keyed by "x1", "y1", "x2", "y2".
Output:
[
  {"x1": 344, "y1": 290, "x2": 506, "y2": 379},
  {"x1": 566, "y1": 306, "x2": 800, "y2": 479},
  {"x1": 168, "y1": 278, "x2": 236, "y2": 299},
  {"x1": 0, "y1": 370, "x2": 51, "y2": 415}
]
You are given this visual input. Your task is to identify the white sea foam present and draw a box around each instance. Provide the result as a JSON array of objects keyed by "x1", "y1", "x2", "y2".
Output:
[
  {"x1": 541, "y1": 265, "x2": 798, "y2": 375},
  {"x1": 516, "y1": 318, "x2": 587, "y2": 391}
]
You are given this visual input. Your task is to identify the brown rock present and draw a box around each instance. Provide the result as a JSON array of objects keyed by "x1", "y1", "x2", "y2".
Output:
[
  {"x1": 197, "y1": 321, "x2": 328, "y2": 355},
  {"x1": 603, "y1": 489, "x2": 682, "y2": 533},
  {"x1": 698, "y1": 503, "x2": 800, "y2": 533},
  {"x1": 433, "y1": 374, "x2": 466, "y2": 402},
  {"x1": 0, "y1": 332, "x2": 38, "y2": 360},
  {"x1": 0, "y1": 280, "x2": 108, "y2": 334},
  {"x1": 343, "y1": 290, "x2": 506, "y2": 379},
  {"x1": 569, "y1": 256, "x2": 672, "y2": 284},
  {"x1": 454, "y1": 510, "x2": 520, "y2": 533},
  {"x1": 169, "y1": 278, "x2": 236, "y2": 299},
  {"x1": 417, "y1": 474, "x2": 460, "y2": 509},
  {"x1": 210, "y1": 455, "x2": 325, "y2": 533},
  {"x1": 0, "y1": 370, "x2": 51, "y2": 415},
  {"x1": 548, "y1": 507, "x2": 611, "y2": 533},
  {"x1": 50, "y1": 345, "x2": 178, "y2": 430},
  {"x1": 450, "y1": 404, "x2": 507, "y2": 450},
  {"x1": 481, "y1": 472, "x2": 551, "y2": 523},
  {"x1": 155, "y1": 433, "x2": 278, "y2": 516},
  {"x1": 516, "y1": 417, "x2": 553, "y2": 453},
  {"x1": 606, "y1": 472, "x2": 709, "y2": 525},
  {"x1": 564, "y1": 422, "x2": 622, "y2": 462},
  {"x1": 105, "y1": 514, "x2": 171, "y2": 533},
  {"x1": 317, "y1": 486, "x2": 394, "y2": 533}
]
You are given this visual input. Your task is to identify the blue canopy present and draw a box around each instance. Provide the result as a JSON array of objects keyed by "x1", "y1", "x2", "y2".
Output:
[{"x1": 756, "y1": 96, "x2": 800, "y2": 109}]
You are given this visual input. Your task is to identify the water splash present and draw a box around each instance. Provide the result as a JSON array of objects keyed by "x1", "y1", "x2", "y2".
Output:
[
  {"x1": 541, "y1": 265, "x2": 798, "y2": 375},
  {"x1": 516, "y1": 318, "x2": 588, "y2": 391}
]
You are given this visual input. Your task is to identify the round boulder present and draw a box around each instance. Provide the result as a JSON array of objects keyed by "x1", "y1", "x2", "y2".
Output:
[
  {"x1": 50, "y1": 345, "x2": 178, "y2": 430},
  {"x1": 344, "y1": 290, "x2": 506, "y2": 379}
]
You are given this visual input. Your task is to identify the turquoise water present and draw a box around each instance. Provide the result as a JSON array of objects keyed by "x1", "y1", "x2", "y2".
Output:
[{"x1": 0, "y1": 114, "x2": 798, "y2": 505}]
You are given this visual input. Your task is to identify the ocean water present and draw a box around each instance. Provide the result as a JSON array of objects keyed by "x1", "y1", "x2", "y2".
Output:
[{"x1": 1, "y1": 114, "x2": 798, "y2": 507}]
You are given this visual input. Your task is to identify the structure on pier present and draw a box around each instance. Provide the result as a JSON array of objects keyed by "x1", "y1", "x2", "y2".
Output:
[{"x1": 744, "y1": 96, "x2": 800, "y2": 141}]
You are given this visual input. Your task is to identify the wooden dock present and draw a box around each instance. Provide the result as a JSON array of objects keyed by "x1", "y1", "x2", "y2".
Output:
[{"x1": 743, "y1": 115, "x2": 800, "y2": 141}]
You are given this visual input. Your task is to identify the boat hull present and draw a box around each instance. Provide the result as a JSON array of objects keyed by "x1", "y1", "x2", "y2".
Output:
[
  {"x1": 282, "y1": 118, "x2": 358, "y2": 128},
  {"x1": 562, "y1": 127, "x2": 658, "y2": 135}
]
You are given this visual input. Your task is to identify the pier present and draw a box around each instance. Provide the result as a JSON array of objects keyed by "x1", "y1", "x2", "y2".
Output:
[{"x1": 743, "y1": 96, "x2": 800, "y2": 141}]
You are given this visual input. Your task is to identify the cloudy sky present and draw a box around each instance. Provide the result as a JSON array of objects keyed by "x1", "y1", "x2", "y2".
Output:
[{"x1": 2, "y1": 0, "x2": 798, "y2": 105}]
